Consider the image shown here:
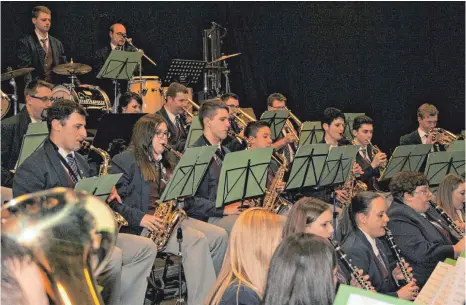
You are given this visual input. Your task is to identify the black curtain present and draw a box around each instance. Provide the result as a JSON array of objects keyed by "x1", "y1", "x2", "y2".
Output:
[{"x1": 2, "y1": 1, "x2": 464, "y2": 153}]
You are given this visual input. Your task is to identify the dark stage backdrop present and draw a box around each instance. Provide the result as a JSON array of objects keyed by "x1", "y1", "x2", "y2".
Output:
[{"x1": 1, "y1": 2, "x2": 464, "y2": 153}]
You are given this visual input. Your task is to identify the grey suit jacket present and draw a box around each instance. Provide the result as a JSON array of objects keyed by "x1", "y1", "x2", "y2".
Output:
[
  {"x1": 339, "y1": 228, "x2": 398, "y2": 297},
  {"x1": 185, "y1": 135, "x2": 230, "y2": 221},
  {"x1": 387, "y1": 200, "x2": 455, "y2": 288},
  {"x1": 13, "y1": 139, "x2": 91, "y2": 197}
]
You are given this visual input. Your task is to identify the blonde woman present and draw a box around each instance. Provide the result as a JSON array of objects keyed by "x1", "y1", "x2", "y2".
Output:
[{"x1": 205, "y1": 208, "x2": 284, "y2": 305}]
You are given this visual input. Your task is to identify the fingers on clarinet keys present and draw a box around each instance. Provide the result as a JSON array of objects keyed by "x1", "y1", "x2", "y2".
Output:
[
  {"x1": 397, "y1": 281, "x2": 419, "y2": 301},
  {"x1": 140, "y1": 215, "x2": 168, "y2": 233}
]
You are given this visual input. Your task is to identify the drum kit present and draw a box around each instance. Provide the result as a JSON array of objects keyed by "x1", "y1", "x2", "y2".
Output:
[{"x1": 1, "y1": 52, "x2": 241, "y2": 124}]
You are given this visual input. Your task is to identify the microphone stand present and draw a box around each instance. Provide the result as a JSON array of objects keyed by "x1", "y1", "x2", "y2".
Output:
[
  {"x1": 124, "y1": 36, "x2": 157, "y2": 67},
  {"x1": 175, "y1": 227, "x2": 186, "y2": 305}
]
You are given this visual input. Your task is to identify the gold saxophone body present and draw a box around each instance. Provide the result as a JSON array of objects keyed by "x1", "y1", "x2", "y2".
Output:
[
  {"x1": 140, "y1": 144, "x2": 187, "y2": 251},
  {"x1": 141, "y1": 200, "x2": 187, "y2": 252},
  {"x1": 337, "y1": 140, "x2": 368, "y2": 206},
  {"x1": 262, "y1": 153, "x2": 290, "y2": 214},
  {"x1": 81, "y1": 140, "x2": 129, "y2": 228}
]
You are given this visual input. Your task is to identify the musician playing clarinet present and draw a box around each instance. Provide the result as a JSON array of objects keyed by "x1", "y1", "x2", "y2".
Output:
[
  {"x1": 351, "y1": 115, "x2": 387, "y2": 190},
  {"x1": 387, "y1": 171, "x2": 465, "y2": 288},
  {"x1": 336, "y1": 191, "x2": 419, "y2": 300}
]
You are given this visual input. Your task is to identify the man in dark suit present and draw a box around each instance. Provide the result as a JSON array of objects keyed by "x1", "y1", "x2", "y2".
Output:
[
  {"x1": 352, "y1": 115, "x2": 387, "y2": 190},
  {"x1": 387, "y1": 171, "x2": 465, "y2": 288},
  {"x1": 220, "y1": 93, "x2": 248, "y2": 152},
  {"x1": 156, "y1": 82, "x2": 190, "y2": 152},
  {"x1": 93, "y1": 23, "x2": 140, "y2": 104},
  {"x1": 1, "y1": 79, "x2": 53, "y2": 188},
  {"x1": 400, "y1": 103, "x2": 440, "y2": 147},
  {"x1": 185, "y1": 100, "x2": 241, "y2": 234},
  {"x1": 17, "y1": 6, "x2": 65, "y2": 85},
  {"x1": 13, "y1": 99, "x2": 158, "y2": 305}
]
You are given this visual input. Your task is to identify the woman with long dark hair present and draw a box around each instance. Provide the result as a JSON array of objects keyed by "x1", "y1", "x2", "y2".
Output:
[
  {"x1": 337, "y1": 191, "x2": 418, "y2": 300},
  {"x1": 436, "y1": 173, "x2": 465, "y2": 235},
  {"x1": 109, "y1": 113, "x2": 228, "y2": 305},
  {"x1": 262, "y1": 233, "x2": 338, "y2": 305}
]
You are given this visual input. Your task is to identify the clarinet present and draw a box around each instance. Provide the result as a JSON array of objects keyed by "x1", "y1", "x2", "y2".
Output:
[
  {"x1": 383, "y1": 228, "x2": 415, "y2": 285},
  {"x1": 429, "y1": 200, "x2": 465, "y2": 238},
  {"x1": 328, "y1": 239, "x2": 375, "y2": 291}
]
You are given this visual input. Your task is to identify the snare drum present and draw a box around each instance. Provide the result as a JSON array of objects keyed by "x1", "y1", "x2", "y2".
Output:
[
  {"x1": 52, "y1": 84, "x2": 111, "y2": 129},
  {"x1": 129, "y1": 76, "x2": 163, "y2": 113}
]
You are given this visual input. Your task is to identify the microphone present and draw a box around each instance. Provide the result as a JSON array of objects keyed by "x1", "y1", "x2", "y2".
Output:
[{"x1": 211, "y1": 21, "x2": 226, "y2": 30}]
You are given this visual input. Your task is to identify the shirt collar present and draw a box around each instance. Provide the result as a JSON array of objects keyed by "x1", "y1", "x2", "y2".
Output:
[
  {"x1": 164, "y1": 105, "x2": 178, "y2": 124},
  {"x1": 30, "y1": 116, "x2": 41, "y2": 123},
  {"x1": 110, "y1": 43, "x2": 121, "y2": 50},
  {"x1": 418, "y1": 128, "x2": 428, "y2": 139},
  {"x1": 359, "y1": 228, "x2": 380, "y2": 257},
  {"x1": 35, "y1": 29, "x2": 49, "y2": 41},
  {"x1": 58, "y1": 147, "x2": 74, "y2": 160}
]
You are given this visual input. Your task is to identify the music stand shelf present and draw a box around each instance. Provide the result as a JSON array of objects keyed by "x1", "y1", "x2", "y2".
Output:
[{"x1": 163, "y1": 59, "x2": 207, "y2": 86}]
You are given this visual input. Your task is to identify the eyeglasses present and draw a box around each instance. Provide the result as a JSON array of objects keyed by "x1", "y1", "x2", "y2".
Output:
[
  {"x1": 227, "y1": 105, "x2": 239, "y2": 109},
  {"x1": 155, "y1": 130, "x2": 171, "y2": 138},
  {"x1": 30, "y1": 95, "x2": 54, "y2": 102},
  {"x1": 414, "y1": 189, "x2": 432, "y2": 196}
]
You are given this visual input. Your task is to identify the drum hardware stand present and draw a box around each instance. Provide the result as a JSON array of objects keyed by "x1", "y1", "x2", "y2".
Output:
[
  {"x1": 9, "y1": 75, "x2": 18, "y2": 115},
  {"x1": 221, "y1": 61, "x2": 231, "y2": 94}
]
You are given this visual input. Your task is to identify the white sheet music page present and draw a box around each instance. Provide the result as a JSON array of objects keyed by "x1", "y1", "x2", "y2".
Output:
[
  {"x1": 414, "y1": 262, "x2": 453, "y2": 305},
  {"x1": 445, "y1": 257, "x2": 465, "y2": 305}
]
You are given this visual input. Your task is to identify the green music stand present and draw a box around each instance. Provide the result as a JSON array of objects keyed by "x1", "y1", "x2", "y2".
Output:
[
  {"x1": 379, "y1": 144, "x2": 433, "y2": 181},
  {"x1": 160, "y1": 146, "x2": 218, "y2": 202},
  {"x1": 74, "y1": 173, "x2": 122, "y2": 202},
  {"x1": 216, "y1": 148, "x2": 273, "y2": 208},
  {"x1": 447, "y1": 140, "x2": 465, "y2": 152},
  {"x1": 285, "y1": 144, "x2": 330, "y2": 191},
  {"x1": 15, "y1": 122, "x2": 48, "y2": 169},
  {"x1": 97, "y1": 50, "x2": 142, "y2": 81},
  {"x1": 299, "y1": 121, "x2": 324, "y2": 146},
  {"x1": 184, "y1": 116, "x2": 203, "y2": 149},
  {"x1": 260, "y1": 110, "x2": 290, "y2": 141},
  {"x1": 318, "y1": 145, "x2": 359, "y2": 188},
  {"x1": 343, "y1": 113, "x2": 365, "y2": 140},
  {"x1": 424, "y1": 151, "x2": 465, "y2": 186}
]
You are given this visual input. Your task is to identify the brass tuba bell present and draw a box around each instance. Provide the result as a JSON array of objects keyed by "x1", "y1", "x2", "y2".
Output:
[{"x1": 1, "y1": 188, "x2": 118, "y2": 305}]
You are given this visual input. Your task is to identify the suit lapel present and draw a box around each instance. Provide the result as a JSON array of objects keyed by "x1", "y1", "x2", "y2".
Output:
[
  {"x1": 43, "y1": 141, "x2": 74, "y2": 188},
  {"x1": 31, "y1": 34, "x2": 45, "y2": 68},
  {"x1": 49, "y1": 36, "x2": 59, "y2": 65}
]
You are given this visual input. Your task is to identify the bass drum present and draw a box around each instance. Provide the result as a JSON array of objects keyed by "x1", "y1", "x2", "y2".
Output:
[{"x1": 52, "y1": 85, "x2": 111, "y2": 130}]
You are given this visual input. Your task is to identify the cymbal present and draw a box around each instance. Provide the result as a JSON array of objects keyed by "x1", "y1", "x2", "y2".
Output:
[
  {"x1": 1, "y1": 68, "x2": 35, "y2": 81},
  {"x1": 212, "y1": 53, "x2": 241, "y2": 63},
  {"x1": 53, "y1": 63, "x2": 92, "y2": 75}
]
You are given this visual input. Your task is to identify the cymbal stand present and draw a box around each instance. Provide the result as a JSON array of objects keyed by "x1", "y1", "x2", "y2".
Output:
[
  {"x1": 9, "y1": 76, "x2": 18, "y2": 115},
  {"x1": 222, "y1": 60, "x2": 231, "y2": 94}
]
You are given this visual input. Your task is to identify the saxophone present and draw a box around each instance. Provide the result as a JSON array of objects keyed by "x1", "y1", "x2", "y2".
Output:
[
  {"x1": 429, "y1": 200, "x2": 465, "y2": 238},
  {"x1": 262, "y1": 153, "x2": 289, "y2": 214},
  {"x1": 81, "y1": 140, "x2": 129, "y2": 228},
  {"x1": 140, "y1": 200, "x2": 187, "y2": 252},
  {"x1": 339, "y1": 162, "x2": 367, "y2": 206},
  {"x1": 139, "y1": 145, "x2": 187, "y2": 251}
]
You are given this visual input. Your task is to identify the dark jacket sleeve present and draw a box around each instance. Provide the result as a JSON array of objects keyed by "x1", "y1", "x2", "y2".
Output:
[
  {"x1": 13, "y1": 157, "x2": 47, "y2": 197},
  {"x1": 17, "y1": 37, "x2": 33, "y2": 83},
  {"x1": 1, "y1": 123, "x2": 15, "y2": 187},
  {"x1": 387, "y1": 218, "x2": 454, "y2": 266},
  {"x1": 108, "y1": 155, "x2": 146, "y2": 228}
]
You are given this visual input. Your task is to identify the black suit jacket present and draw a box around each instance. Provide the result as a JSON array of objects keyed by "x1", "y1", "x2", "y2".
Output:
[
  {"x1": 156, "y1": 106, "x2": 188, "y2": 152},
  {"x1": 355, "y1": 146, "x2": 380, "y2": 190},
  {"x1": 400, "y1": 130, "x2": 422, "y2": 146},
  {"x1": 184, "y1": 135, "x2": 230, "y2": 221},
  {"x1": 13, "y1": 139, "x2": 91, "y2": 197},
  {"x1": 339, "y1": 228, "x2": 398, "y2": 297},
  {"x1": 386, "y1": 200, "x2": 455, "y2": 288},
  {"x1": 1, "y1": 108, "x2": 31, "y2": 187},
  {"x1": 109, "y1": 150, "x2": 155, "y2": 234},
  {"x1": 17, "y1": 33, "x2": 65, "y2": 84}
]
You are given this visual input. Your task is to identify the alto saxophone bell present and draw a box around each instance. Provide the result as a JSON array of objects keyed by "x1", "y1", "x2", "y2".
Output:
[{"x1": 2, "y1": 188, "x2": 118, "y2": 305}]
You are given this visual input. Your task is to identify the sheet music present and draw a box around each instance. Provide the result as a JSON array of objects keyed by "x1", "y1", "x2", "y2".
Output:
[
  {"x1": 445, "y1": 257, "x2": 465, "y2": 305},
  {"x1": 414, "y1": 262, "x2": 453, "y2": 305}
]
